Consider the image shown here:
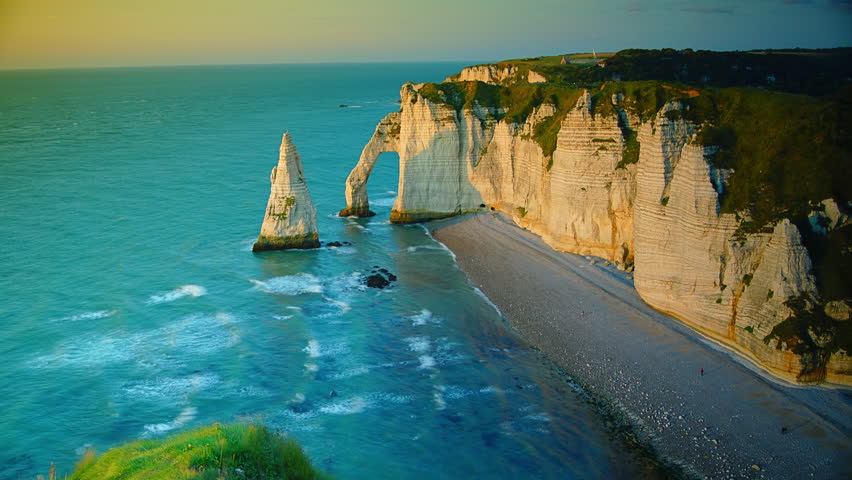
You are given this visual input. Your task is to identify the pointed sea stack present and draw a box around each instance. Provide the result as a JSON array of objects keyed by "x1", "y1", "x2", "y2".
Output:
[{"x1": 252, "y1": 132, "x2": 320, "y2": 252}]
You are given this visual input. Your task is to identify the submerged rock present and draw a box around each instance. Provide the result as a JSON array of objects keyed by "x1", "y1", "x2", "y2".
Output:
[{"x1": 253, "y1": 132, "x2": 320, "y2": 252}]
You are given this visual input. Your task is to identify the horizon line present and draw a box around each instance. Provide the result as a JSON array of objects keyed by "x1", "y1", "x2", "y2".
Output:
[{"x1": 0, "y1": 59, "x2": 486, "y2": 73}]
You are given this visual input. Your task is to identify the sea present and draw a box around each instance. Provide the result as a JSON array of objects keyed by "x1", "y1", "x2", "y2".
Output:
[{"x1": 0, "y1": 63, "x2": 621, "y2": 479}]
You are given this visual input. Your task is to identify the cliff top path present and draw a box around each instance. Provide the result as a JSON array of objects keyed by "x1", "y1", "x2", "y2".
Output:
[{"x1": 429, "y1": 212, "x2": 851, "y2": 480}]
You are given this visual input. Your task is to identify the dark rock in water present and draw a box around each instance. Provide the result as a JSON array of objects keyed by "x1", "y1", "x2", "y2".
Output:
[
  {"x1": 339, "y1": 104, "x2": 348, "y2": 108},
  {"x1": 343, "y1": 241, "x2": 352, "y2": 246},
  {"x1": 326, "y1": 241, "x2": 343, "y2": 247},
  {"x1": 366, "y1": 274, "x2": 391, "y2": 289},
  {"x1": 364, "y1": 266, "x2": 398, "y2": 289},
  {"x1": 329, "y1": 390, "x2": 338, "y2": 398}
]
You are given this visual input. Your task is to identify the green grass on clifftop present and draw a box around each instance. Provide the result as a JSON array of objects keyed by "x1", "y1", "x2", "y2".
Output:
[{"x1": 67, "y1": 423, "x2": 329, "y2": 480}]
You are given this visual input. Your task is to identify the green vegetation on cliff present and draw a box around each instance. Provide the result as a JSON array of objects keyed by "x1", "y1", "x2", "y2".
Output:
[{"x1": 67, "y1": 423, "x2": 328, "y2": 480}]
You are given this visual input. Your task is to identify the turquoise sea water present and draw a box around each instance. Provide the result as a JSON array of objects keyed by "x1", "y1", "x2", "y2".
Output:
[{"x1": 0, "y1": 64, "x2": 620, "y2": 479}]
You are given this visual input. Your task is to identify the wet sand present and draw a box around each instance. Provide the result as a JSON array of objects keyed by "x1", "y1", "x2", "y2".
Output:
[{"x1": 429, "y1": 212, "x2": 851, "y2": 480}]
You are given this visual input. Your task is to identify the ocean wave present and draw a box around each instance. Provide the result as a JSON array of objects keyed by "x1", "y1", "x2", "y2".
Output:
[
  {"x1": 143, "y1": 406, "x2": 197, "y2": 436},
  {"x1": 146, "y1": 285, "x2": 207, "y2": 305},
  {"x1": 251, "y1": 274, "x2": 322, "y2": 296},
  {"x1": 404, "y1": 245, "x2": 449, "y2": 254}
]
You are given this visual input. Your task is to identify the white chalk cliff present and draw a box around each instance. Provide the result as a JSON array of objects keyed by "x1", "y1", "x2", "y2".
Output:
[
  {"x1": 253, "y1": 132, "x2": 319, "y2": 251},
  {"x1": 341, "y1": 82, "x2": 851, "y2": 384},
  {"x1": 447, "y1": 65, "x2": 548, "y2": 84}
]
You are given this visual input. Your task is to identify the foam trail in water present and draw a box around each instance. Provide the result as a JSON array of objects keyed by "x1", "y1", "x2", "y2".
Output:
[
  {"x1": 320, "y1": 396, "x2": 367, "y2": 415},
  {"x1": 251, "y1": 274, "x2": 322, "y2": 295},
  {"x1": 143, "y1": 406, "x2": 197, "y2": 435},
  {"x1": 146, "y1": 285, "x2": 207, "y2": 305},
  {"x1": 54, "y1": 310, "x2": 117, "y2": 322}
]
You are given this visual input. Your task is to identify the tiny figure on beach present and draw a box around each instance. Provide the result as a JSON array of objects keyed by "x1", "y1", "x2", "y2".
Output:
[
  {"x1": 700, "y1": 368, "x2": 704, "y2": 376},
  {"x1": 781, "y1": 426, "x2": 788, "y2": 434},
  {"x1": 580, "y1": 310, "x2": 585, "y2": 317}
]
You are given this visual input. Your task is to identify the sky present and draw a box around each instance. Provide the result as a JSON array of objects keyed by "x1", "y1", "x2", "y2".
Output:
[{"x1": 0, "y1": 0, "x2": 850, "y2": 69}]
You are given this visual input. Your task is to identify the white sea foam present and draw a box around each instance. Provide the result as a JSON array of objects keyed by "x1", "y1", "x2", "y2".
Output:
[
  {"x1": 304, "y1": 339, "x2": 321, "y2": 358},
  {"x1": 304, "y1": 363, "x2": 318, "y2": 372},
  {"x1": 143, "y1": 406, "x2": 197, "y2": 435},
  {"x1": 291, "y1": 392, "x2": 306, "y2": 404},
  {"x1": 318, "y1": 296, "x2": 351, "y2": 317},
  {"x1": 422, "y1": 230, "x2": 458, "y2": 261},
  {"x1": 404, "y1": 336, "x2": 431, "y2": 353},
  {"x1": 146, "y1": 285, "x2": 207, "y2": 305},
  {"x1": 328, "y1": 365, "x2": 371, "y2": 380},
  {"x1": 251, "y1": 274, "x2": 323, "y2": 295},
  {"x1": 123, "y1": 373, "x2": 220, "y2": 400},
  {"x1": 240, "y1": 238, "x2": 256, "y2": 252},
  {"x1": 404, "y1": 245, "x2": 448, "y2": 253},
  {"x1": 473, "y1": 287, "x2": 502, "y2": 316},
  {"x1": 433, "y1": 385, "x2": 447, "y2": 410},
  {"x1": 31, "y1": 312, "x2": 240, "y2": 369},
  {"x1": 54, "y1": 309, "x2": 117, "y2": 322},
  {"x1": 331, "y1": 246, "x2": 357, "y2": 255},
  {"x1": 320, "y1": 396, "x2": 367, "y2": 415},
  {"x1": 418, "y1": 355, "x2": 436, "y2": 370},
  {"x1": 408, "y1": 309, "x2": 434, "y2": 326},
  {"x1": 273, "y1": 315, "x2": 293, "y2": 321}
]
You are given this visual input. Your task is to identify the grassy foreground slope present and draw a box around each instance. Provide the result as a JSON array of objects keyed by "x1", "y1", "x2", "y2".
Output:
[{"x1": 68, "y1": 423, "x2": 329, "y2": 480}]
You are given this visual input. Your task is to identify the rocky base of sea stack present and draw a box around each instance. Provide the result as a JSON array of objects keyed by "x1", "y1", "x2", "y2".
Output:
[
  {"x1": 338, "y1": 207, "x2": 375, "y2": 218},
  {"x1": 252, "y1": 233, "x2": 320, "y2": 252}
]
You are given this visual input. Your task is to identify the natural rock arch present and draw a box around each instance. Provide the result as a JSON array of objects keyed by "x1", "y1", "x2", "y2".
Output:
[{"x1": 339, "y1": 112, "x2": 401, "y2": 218}]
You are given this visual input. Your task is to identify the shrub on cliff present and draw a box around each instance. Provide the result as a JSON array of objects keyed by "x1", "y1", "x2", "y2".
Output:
[{"x1": 67, "y1": 422, "x2": 329, "y2": 480}]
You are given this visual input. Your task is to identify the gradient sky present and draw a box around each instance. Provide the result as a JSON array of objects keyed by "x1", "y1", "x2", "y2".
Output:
[{"x1": 1, "y1": 0, "x2": 850, "y2": 69}]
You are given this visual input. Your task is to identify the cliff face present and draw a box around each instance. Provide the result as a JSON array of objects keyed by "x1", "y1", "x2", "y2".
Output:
[
  {"x1": 447, "y1": 65, "x2": 547, "y2": 84},
  {"x1": 253, "y1": 132, "x2": 319, "y2": 251},
  {"x1": 341, "y1": 82, "x2": 851, "y2": 384}
]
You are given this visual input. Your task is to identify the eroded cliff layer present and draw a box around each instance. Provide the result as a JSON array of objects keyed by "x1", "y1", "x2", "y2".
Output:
[
  {"x1": 341, "y1": 73, "x2": 851, "y2": 384},
  {"x1": 254, "y1": 132, "x2": 319, "y2": 252}
]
